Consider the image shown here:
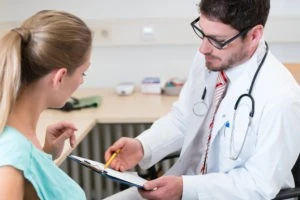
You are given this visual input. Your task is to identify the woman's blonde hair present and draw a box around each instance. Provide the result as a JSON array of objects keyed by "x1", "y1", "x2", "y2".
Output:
[{"x1": 0, "y1": 10, "x2": 92, "y2": 133}]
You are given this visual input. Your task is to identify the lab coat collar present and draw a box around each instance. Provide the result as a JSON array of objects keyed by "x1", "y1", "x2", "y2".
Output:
[{"x1": 225, "y1": 39, "x2": 267, "y2": 84}]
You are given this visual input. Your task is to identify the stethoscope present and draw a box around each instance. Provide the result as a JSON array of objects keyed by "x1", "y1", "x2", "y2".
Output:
[{"x1": 193, "y1": 42, "x2": 269, "y2": 160}]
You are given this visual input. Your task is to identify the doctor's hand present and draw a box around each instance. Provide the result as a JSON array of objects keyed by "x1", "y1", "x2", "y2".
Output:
[
  {"x1": 104, "y1": 137, "x2": 144, "y2": 171},
  {"x1": 43, "y1": 121, "x2": 77, "y2": 160},
  {"x1": 139, "y1": 176, "x2": 183, "y2": 200}
]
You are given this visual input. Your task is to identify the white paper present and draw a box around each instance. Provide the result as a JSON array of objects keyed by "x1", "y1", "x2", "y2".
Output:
[{"x1": 68, "y1": 155, "x2": 147, "y2": 188}]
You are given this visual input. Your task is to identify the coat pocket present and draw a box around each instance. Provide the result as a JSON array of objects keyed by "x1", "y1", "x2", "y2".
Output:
[{"x1": 222, "y1": 105, "x2": 257, "y2": 161}]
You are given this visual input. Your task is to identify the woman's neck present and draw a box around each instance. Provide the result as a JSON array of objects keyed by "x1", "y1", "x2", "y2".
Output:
[{"x1": 7, "y1": 91, "x2": 45, "y2": 150}]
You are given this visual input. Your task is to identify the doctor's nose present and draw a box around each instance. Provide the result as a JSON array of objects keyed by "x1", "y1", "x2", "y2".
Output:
[{"x1": 199, "y1": 38, "x2": 213, "y2": 55}]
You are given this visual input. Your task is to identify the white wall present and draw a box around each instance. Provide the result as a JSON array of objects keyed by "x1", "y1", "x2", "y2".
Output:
[
  {"x1": 0, "y1": 0, "x2": 199, "y2": 21},
  {"x1": 1, "y1": 0, "x2": 300, "y2": 88}
]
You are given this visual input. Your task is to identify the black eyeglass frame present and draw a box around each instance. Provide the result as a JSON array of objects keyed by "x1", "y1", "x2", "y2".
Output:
[{"x1": 191, "y1": 17, "x2": 252, "y2": 50}]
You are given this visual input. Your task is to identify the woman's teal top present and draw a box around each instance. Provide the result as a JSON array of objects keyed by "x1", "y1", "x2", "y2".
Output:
[{"x1": 0, "y1": 126, "x2": 86, "y2": 200}]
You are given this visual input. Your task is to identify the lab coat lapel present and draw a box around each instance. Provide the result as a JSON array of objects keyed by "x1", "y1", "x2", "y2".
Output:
[
  {"x1": 180, "y1": 69, "x2": 218, "y2": 157},
  {"x1": 175, "y1": 70, "x2": 218, "y2": 173},
  {"x1": 209, "y1": 63, "x2": 256, "y2": 144},
  {"x1": 202, "y1": 70, "x2": 218, "y2": 115}
]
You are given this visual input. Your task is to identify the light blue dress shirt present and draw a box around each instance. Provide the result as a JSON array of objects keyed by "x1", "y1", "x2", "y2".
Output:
[{"x1": 0, "y1": 126, "x2": 86, "y2": 200}]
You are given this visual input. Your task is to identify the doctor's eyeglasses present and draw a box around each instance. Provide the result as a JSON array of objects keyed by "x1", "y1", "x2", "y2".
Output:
[{"x1": 191, "y1": 17, "x2": 252, "y2": 50}]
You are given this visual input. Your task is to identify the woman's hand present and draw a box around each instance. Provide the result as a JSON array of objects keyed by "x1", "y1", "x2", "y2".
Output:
[{"x1": 43, "y1": 121, "x2": 77, "y2": 160}]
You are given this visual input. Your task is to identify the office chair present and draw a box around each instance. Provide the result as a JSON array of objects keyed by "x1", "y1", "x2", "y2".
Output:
[
  {"x1": 273, "y1": 154, "x2": 300, "y2": 199},
  {"x1": 143, "y1": 154, "x2": 300, "y2": 199}
]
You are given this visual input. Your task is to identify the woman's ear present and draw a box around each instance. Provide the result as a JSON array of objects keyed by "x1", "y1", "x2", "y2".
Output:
[{"x1": 51, "y1": 68, "x2": 68, "y2": 89}]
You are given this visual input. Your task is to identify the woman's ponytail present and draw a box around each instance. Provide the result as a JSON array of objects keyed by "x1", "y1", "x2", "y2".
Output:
[{"x1": 0, "y1": 31, "x2": 22, "y2": 133}]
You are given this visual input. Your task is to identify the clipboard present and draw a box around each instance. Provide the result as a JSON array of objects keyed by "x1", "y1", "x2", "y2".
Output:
[{"x1": 68, "y1": 155, "x2": 147, "y2": 189}]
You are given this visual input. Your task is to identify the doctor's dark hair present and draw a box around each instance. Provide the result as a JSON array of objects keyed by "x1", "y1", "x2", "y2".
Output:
[
  {"x1": 0, "y1": 10, "x2": 92, "y2": 133},
  {"x1": 199, "y1": 0, "x2": 270, "y2": 32}
]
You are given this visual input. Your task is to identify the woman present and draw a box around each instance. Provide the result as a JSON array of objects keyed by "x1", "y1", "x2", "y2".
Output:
[{"x1": 0, "y1": 10, "x2": 92, "y2": 199}]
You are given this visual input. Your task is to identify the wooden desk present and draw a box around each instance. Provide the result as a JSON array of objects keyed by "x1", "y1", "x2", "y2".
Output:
[
  {"x1": 284, "y1": 63, "x2": 300, "y2": 84},
  {"x1": 40, "y1": 88, "x2": 177, "y2": 123},
  {"x1": 77, "y1": 88, "x2": 177, "y2": 123},
  {"x1": 38, "y1": 88, "x2": 178, "y2": 164}
]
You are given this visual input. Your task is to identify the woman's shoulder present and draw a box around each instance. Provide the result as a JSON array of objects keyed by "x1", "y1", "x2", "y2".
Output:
[{"x1": 0, "y1": 126, "x2": 32, "y2": 169}]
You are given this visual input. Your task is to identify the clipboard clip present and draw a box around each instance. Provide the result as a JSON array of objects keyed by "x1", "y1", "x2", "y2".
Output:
[{"x1": 81, "y1": 160, "x2": 107, "y2": 174}]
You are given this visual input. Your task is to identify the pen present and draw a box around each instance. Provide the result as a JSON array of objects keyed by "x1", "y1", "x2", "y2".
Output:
[
  {"x1": 104, "y1": 149, "x2": 121, "y2": 169},
  {"x1": 225, "y1": 121, "x2": 230, "y2": 128}
]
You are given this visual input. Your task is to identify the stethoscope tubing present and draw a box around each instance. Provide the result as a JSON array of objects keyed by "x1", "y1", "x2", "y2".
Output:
[{"x1": 193, "y1": 42, "x2": 269, "y2": 160}]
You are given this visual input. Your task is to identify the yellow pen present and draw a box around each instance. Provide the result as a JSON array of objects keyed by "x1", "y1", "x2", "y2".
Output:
[{"x1": 104, "y1": 149, "x2": 121, "y2": 169}]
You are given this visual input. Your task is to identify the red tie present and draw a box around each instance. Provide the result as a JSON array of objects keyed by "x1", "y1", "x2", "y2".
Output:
[{"x1": 200, "y1": 71, "x2": 228, "y2": 174}]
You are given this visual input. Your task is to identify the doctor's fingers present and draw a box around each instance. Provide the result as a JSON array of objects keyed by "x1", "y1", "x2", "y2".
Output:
[
  {"x1": 104, "y1": 140, "x2": 125, "y2": 161},
  {"x1": 109, "y1": 159, "x2": 128, "y2": 172},
  {"x1": 141, "y1": 176, "x2": 183, "y2": 200},
  {"x1": 139, "y1": 187, "x2": 177, "y2": 200},
  {"x1": 104, "y1": 137, "x2": 136, "y2": 160},
  {"x1": 142, "y1": 177, "x2": 167, "y2": 191}
]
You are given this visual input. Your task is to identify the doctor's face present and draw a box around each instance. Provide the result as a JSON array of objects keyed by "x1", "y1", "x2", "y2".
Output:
[{"x1": 198, "y1": 15, "x2": 251, "y2": 71}]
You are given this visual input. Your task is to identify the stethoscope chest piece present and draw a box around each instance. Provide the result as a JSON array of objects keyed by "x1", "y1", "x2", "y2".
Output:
[{"x1": 193, "y1": 101, "x2": 208, "y2": 117}]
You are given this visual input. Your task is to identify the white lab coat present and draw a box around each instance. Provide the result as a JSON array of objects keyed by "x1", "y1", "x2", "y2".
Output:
[{"x1": 137, "y1": 42, "x2": 300, "y2": 199}]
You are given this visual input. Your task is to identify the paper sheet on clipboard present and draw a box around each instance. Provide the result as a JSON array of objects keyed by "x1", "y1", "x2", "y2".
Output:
[{"x1": 68, "y1": 155, "x2": 147, "y2": 189}]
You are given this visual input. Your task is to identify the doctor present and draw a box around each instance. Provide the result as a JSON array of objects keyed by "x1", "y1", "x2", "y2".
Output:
[{"x1": 105, "y1": 0, "x2": 300, "y2": 199}]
